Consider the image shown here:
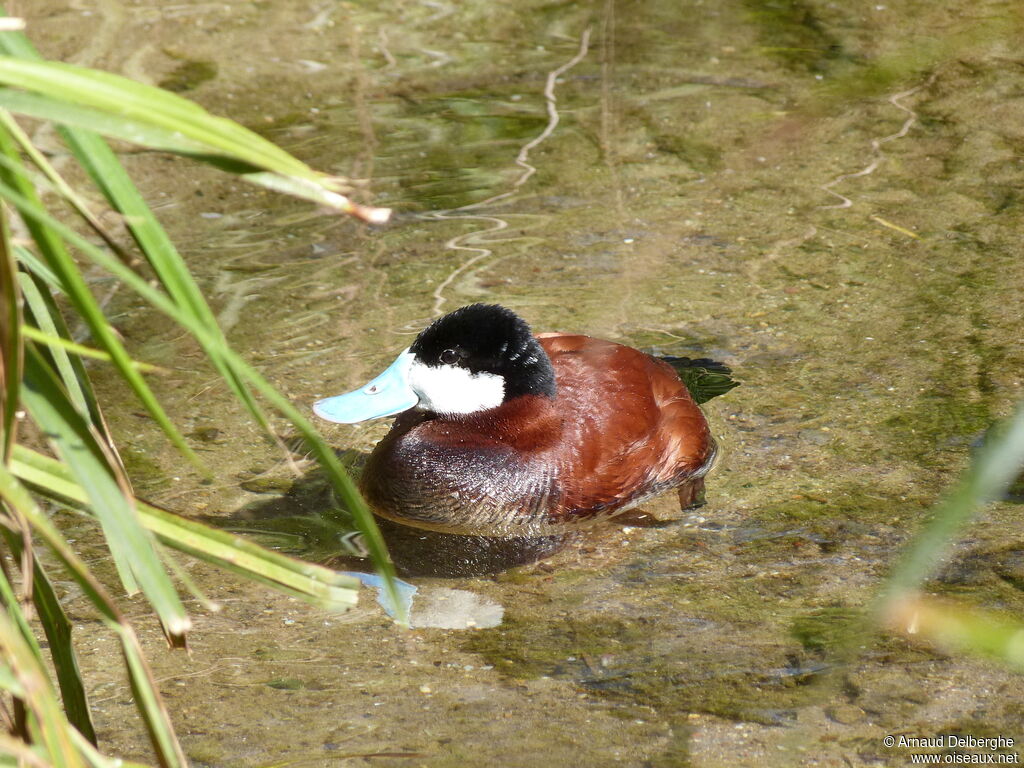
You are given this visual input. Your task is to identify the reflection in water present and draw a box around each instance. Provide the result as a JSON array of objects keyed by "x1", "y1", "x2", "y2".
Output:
[{"x1": 337, "y1": 517, "x2": 576, "y2": 578}]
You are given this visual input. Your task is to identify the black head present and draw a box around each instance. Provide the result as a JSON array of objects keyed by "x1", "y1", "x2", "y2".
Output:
[{"x1": 409, "y1": 304, "x2": 557, "y2": 401}]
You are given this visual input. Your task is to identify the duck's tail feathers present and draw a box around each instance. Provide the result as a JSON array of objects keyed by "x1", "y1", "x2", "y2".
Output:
[{"x1": 660, "y1": 356, "x2": 740, "y2": 405}]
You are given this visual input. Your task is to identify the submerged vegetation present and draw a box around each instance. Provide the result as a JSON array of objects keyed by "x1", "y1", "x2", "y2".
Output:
[{"x1": 0, "y1": 12, "x2": 398, "y2": 766}]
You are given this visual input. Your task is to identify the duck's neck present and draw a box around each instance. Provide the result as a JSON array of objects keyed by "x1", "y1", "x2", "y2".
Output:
[{"x1": 447, "y1": 394, "x2": 561, "y2": 451}]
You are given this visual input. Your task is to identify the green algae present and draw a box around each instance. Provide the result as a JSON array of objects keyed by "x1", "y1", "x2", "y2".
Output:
[
  {"x1": 118, "y1": 443, "x2": 172, "y2": 493},
  {"x1": 463, "y1": 608, "x2": 829, "y2": 725},
  {"x1": 790, "y1": 606, "x2": 861, "y2": 653},
  {"x1": 158, "y1": 59, "x2": 218, "y2": 93},
  {"x1": 464, "y1": 613, "x2": 650, "y2": 679},
  {"x1": 740, "y1": 0, "x2": 847, "y2": 73}
]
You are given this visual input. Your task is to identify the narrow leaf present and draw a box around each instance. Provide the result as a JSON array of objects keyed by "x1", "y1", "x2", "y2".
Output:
[
  {"x1": 0, "y1": 52, "x2": 389, "y2": 221},
  {"x1": 59, "y1": 125, "x2": 271, "y2": 432},
  {"x1": 17, "y1": 273, "x2": 91, "y2": 416},
  {"x1": 20, "y1": 345, "x2": 191, "y2": 638},
  {"x1": 19, "y1": 324, "x2": 163, "y2": 373},
  {"x1": 0, "y1": 610, "x2": 84, "y2": 768},
  {"x1": 11, "y1": 444, "x2": 360, "y2": 611},
  {"x1": 0, "y1": 195, "x2": 19, "y2": 460},
  {"x1": 0, "y1": 527, "x2": 97, "y2": 744},
  {"x1": 1, "y1": 180, "x2": 401, "y2": 620},
  {"x1": 878, "y1": 401, "x2": 1024, "y2": 608},
  {"x1": 885, "y1": 595, "x2": 1024, "y2": 670},
  {"x1": 13, "y1": 243, "x2": 63, "y2": 290},
  {"x1": 0, "y1": 461, "x2": 187, "y2": 766},
  {"x1": 0, "y1": 124, "x2": 205, "y2": 472},
  {"x1": 116, "y1": 626, "x2": 187, "y2": 768}
]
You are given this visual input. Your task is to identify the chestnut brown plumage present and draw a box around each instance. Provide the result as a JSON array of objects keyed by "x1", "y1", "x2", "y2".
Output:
[{"x1": 359, "y1": 332, "x2": 717, "y2": 537}]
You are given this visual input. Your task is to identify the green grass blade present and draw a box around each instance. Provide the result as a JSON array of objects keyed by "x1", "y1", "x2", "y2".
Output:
[
  {"x1": 0, "y1": 197, "x2": 18, "y2": 460},
  {"x1": 0, "y1": 108, "x2": 256, "y2": 426},
  {"x1": 0, "y1": 52, "x2": 388, "y2": 220},
  {"x1": 0, "y1": 610, "x2": 84, "y2": 768},
  {"x1": 19, "y1": 345, "x2": 138, "y2": 599},
  {"x1": 17, "y1": 272, "x2": 91, "y2": 416},
  {"x1": 24, "y1": 564, "x2": 98, "y2": 746},
  {"x1": 0, "y1": 526, "x2": 97, "y2": 745},
  {"x1": 877, "y1": 401, "x2": 1024, "y2": 608},
  {"x1": 1, "y1": 177, "x2": 402, "y2": 621},
  {"x1": 0, "y1": 126, "x2": 205, "y2": 473},
  {"x1": 0, "y1": 89, "x2": 211, "y2": 155},
  {"x1": 58, "y1": 125, "x2": 271, "y2": 432},
  {"x1": 0, "y1": 459, "x2": 131, "y2": 627},
  {"x1": 13, "y1": 243, "x2": 62, "y2": 290},
  {"x1": 0, "y1": 460, "x2": 188, "y2": 767},
  {"x1": 0, "y1": 463, "x2": 97, "y2": 743},
  {"x1": 10, "y1": 444, "x2": 360, "y2": 611},
  {"x1": 0, "y1": 59, "x2": 309, "y2": 174},
  {"x1": 116, "y1": 625, "x2": 186, "y2": 768},
  {"x1": 0, "y1": 532, "x2": 46, "y2": 670},
  {"x1": 0, "y1": 460, "x2": 186, "y2": 765},
  {"x1": 20, "y1": 345, "x2": 191, "y2": 638},
  {"x1": 0, "y1": 733, "x2": 55, "y2": 767},
  {"x1": 7, "y1": 444, "x2": 82, "y2": 502},
  {"x1": 19, "y1": 324, "x2": 163, "y2": 374},
  {"x1": 72, "y1": 728, "x2": 154, "y2": 768},
  {"x1": 15, "y1": 269, "x2": 135, "y2": 484},
  {"x1": 885, "y1": 595, "x2": 1024, "y2": 671}
]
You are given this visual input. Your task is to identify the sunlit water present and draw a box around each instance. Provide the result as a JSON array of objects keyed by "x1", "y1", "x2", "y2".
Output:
[{"x1": 25, "y1": 0, "x2": 1024, "y2": 765}]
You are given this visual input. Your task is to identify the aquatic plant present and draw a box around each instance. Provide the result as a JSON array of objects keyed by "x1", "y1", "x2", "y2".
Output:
[
  {"x1": 0, "y1": 12, "x2": 399, "y2": 766},
  {"x1": 875, "y1": 401, "x2": 1024, "y2": 668}
]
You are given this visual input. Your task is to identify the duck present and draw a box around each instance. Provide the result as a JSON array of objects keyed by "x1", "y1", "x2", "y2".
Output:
[{"x1": 313, "y1": 304, "x2": 735, "y2": 537}]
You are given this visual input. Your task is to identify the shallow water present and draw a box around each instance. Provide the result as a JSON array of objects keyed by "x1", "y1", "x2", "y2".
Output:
[{"x1": 22, "y1": 0, "x2": 1024, "y2": 765}]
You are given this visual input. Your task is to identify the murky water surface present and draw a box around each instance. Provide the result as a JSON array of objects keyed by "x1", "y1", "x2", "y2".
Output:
[{"x1": 22, "y1": 0, "x2": 1024, "y2": 765}]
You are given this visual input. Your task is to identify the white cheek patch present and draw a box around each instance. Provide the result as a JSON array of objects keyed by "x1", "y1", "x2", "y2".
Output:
[{"x1": 408, "y1": 360, "x2": 505, "y2": 415}]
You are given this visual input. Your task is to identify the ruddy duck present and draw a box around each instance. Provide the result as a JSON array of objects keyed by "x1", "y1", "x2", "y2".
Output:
[{"x1": 314, "y1": 304, "x2": 733, "y2": 537}]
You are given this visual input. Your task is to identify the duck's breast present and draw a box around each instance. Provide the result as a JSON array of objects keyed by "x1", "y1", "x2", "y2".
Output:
[{"x1": 360, "y1": 403, "x2": 563, "y2": 536}]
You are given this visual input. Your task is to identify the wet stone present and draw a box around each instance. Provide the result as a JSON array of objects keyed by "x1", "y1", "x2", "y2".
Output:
[
  {"x1": 188, "y1": 427, "x2": 223, "y2": 443},
  {"x1": 826, "y1": 703, "x2": 867, "y2": 725},
  {"x1": 797, "y1": 428, "x2": 832, "y2": 445}
]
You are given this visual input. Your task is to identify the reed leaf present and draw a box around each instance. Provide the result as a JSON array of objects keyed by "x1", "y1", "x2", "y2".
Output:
[
  {"x1": 0, "y1": 733, "x2": 54, "y2": 767},
  {"x1": 0, "y1": 92, "x2": 271, "y2": 434},
  {"x1": 16, "y1": 273, "x2": 91, "y2": 416},
  {"x1": 884, "y1": 594, "x2": 1024, "y2": 671},
  {"x1": 0, "y1": 523, "x2": 97, "y2": 744},
  {"x1": 0, "y1": 609, "x2": 84, "y2": 768},
  {"x1": 116, "y1": 630, "x2": 186, "y2": 768},
  {"x1": 20, "y1": 345, "x2": 191, "y2": 638},
  {"x1": 56, "y1": 126, "x2": 271, "y2": 432},
  {"x1": 0, "y1": 197, "x2": 17, "y2": 460},
  {"x1": 0, "y1": 37, "x2": 389, "y2": 222},
  {"x1": 0, "y1": 462, "x2": 186, "y2": 766},
  {"x1": 0, "y1": 179, "x2": 402, "y2": 621},
  {"x1": 0, "y1": 124, "x2": 203, "y2": 472},
  {"x1": 876, "y1": 401, "x2": 1024, "y2": 610},
  {"x1": 10, "y1": 444, "x2": 360, "y2": 612},
  {"x1": 0, "y1": 532, "x2": 45, "y2": 672},
  {"x1": 12, "y1": 243, "x2": 61, "y2": 291},
  {"x1": 0, "y1": 59, "x2": 310, "y2": 173},
  {"x1": 18, "y1": 324, "x2": 163, "y2": 374}
]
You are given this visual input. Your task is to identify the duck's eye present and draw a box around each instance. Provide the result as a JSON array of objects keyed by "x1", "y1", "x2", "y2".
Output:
[{"x1": 439, "y1": 348, "x2": 460, "y2": 365}]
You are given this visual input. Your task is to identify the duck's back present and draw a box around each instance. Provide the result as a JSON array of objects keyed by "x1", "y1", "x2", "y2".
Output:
[{"x1": 538, "y1": 334, "x2": 715, "y2": 521}]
